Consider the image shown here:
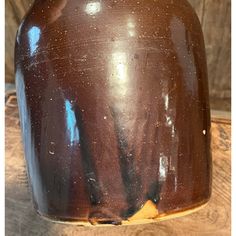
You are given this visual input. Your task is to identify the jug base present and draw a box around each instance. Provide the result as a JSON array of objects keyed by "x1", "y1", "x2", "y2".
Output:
[{"x1": 36, "y1": 199, "x2": 210, "y2": 226}]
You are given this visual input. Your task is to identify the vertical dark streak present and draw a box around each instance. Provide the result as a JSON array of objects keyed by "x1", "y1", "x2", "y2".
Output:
[
  {"x1": 144, "y1": 117, "x2": 162, "y2": 204},
  {"x1": 146, "y1": 182, "x2": 162, "y2": 204},
  {"x1": 73, "y1": 104, "x2": 102, "y2": 205},
  {"x1": 110, "y1": 106, "x2": 141, "y2": 217}
]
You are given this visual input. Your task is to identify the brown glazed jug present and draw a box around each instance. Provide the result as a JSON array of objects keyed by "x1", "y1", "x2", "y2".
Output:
[{"x1": 15, "y1": 0, "x2": 212, "y2": 225}]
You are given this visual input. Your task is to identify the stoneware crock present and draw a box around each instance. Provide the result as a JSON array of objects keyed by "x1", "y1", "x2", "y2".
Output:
[{"x1": 15, "y1": 0, "x2": 212, "y2": 225}]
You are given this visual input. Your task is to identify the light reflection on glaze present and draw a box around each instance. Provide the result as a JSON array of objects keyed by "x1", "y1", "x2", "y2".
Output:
[
  {"x1": 162, "y1": 80, "x2": 179, "y2": 192},
  {"x1": 164, "y1": 95, "x2": 169, "y2": 111},
  {"x1": 28, "y1": 26, "x2": 41, "y2": 56},
  {"x1": 110, "y1": 52, "x2": 128, "y2": 97},
  {"x1": 15, "y1": 67, "x2": 28, "y2": 135},
  {"x1": 127, "y1": 19, "x2": 136, "y2": 37},
  {"x1": 85, "y1": 1, "x2": 101, "y2": 15},
  {"x1": 65, "y1": 100, "x2": 80, "y2": 145},
  {"x1": 159, "y1": 154, "x2": 168, "y2": 181},
  {"x1": 15, "y1": 66, "x2": 47, "y2": 210}
]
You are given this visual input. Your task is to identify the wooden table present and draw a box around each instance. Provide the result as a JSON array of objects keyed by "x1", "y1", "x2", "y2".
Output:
[{"x1": 5, "y1": 95, "x2": 231, "y2": 236}]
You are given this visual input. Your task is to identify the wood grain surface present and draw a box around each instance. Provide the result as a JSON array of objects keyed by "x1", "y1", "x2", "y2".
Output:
[
  {"x1": 5, "y1": 0, "x2": 231, "y2": 111},
  {"x1": 5, "y1": 95, "x2": 231, "y2": 236}
]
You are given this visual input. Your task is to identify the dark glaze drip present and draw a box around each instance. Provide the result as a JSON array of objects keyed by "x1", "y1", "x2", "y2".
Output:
[
  {"x1": 146, "y1": 182, "x2": 162, "y2": 204},
  {"x1": 73, "y1": 104, "x2": 102, "y2": 206},
  {"x1": 110, "y1": 106, "x2": 142, "y2": 218}
]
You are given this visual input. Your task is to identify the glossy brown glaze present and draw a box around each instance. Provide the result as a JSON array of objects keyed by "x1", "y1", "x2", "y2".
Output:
[{"x1": 15, "y1": 0, "x2": 212, "y2": 224}]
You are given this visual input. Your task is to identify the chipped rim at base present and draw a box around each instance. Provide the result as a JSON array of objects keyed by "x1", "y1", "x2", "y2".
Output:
[{"x1": 36, "y1": 199, "x2": 210, "y2": 227}]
